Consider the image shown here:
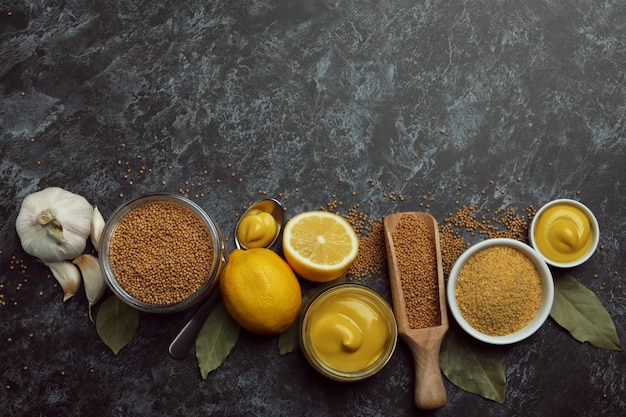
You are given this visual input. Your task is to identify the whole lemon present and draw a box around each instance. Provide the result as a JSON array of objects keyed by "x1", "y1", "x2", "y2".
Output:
[{"x1": 220, "y1": 248, "x2": 302, "y2": 335}]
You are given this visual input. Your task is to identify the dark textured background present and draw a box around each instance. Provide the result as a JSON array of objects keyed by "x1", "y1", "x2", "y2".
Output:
[{"x1": 1, "y1": 1, "x2": 624, "y2": 416}]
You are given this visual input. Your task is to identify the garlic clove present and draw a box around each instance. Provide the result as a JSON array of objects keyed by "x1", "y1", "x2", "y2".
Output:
[
  {"x1": 44, "y1": 261, "x2": 82, "y2": 302},
  {"x1": 73, "y1": 254, "x2": 107, "y2": 321},
  {"x1": 90, "y1": 206, "x2": 105, "y2": 252}
]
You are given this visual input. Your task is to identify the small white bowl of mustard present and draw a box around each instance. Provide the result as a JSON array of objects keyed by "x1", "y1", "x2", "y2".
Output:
[
  {"x1": 529, "y1": 199, "x2": 600, "y2": 268},
  {"x1": 299, "y1": 283, "x2": 398, "y2": 382}
]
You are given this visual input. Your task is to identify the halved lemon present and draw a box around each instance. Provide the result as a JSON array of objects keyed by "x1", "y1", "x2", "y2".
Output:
[{"x1": 282, "y1": 211, "x2": 359, "y2": 282}]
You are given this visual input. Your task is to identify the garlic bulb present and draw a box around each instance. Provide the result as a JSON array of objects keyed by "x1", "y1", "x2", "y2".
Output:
[
  {"x1": 73, "y1": 254, "x2": 107, "y2": 321},
  {"x1": 45, "y1": 260, "x2": 82, "y2": 301},
  {"x1": 16, "y1": 187, "x2": 93, "y2": 263},
  {"x1": 90, "y1": 206, "x2": 105, "y2": 252}
]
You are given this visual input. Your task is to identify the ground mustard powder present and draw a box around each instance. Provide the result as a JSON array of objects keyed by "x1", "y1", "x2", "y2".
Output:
[{"x1": 455, "y1": 246, "x2": 542, "y2": 336}]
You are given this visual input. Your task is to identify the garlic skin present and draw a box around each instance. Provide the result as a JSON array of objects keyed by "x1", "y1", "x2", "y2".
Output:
[
  {"x1": 90, "y1": 206, "x2": 105, "y2": 252},
  {"x1": 73, "y1": 254, "x2": 107, "y2": 320},
  {"x1": 45, "y1": 261, "x2": 82, "y2": 302},
  {"x1": 16, "y1": 187, "x2": 93, "y2": 263}
]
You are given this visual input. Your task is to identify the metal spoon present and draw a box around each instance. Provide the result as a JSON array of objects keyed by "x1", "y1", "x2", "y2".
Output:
[
  {"x1": 168, "y1": 198, "x2": 285, "y2": 360},
  {"x1": 233, "y1": 198, "x2": 285, "y2": 250}
]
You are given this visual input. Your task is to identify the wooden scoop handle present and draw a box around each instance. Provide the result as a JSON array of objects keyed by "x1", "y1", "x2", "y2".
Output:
[
  {"x1": 404, "y1": 334, "x2": 447, "y2": 410},
  {"x1": 383, "y1": 212, "x2": 448, "y2": 410}
]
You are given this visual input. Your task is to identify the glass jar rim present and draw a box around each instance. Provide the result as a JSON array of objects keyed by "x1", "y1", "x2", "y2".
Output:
[
  {"x1": 299, "y1": 283, "x2": 398, "y2": 382},
  {"x1": 99, "y1": 193, "x2": 225, "y2": 314}
]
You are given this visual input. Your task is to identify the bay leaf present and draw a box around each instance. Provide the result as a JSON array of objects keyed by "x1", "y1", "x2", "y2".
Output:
[
  {"x1": 440, "y1": 326, "x2": 506, "y2": 403},
  {"x1": 277, "y1": 320, "x2": 301, "y2": 355},
  {"x1": 550, "y1": 272, "x2": 622, "y2": 351},
  {"x1": 96, "y1": 295, "x2": 139, "y2": 355},
  {"x1": 277, "y1": 276, "x2": 347, "y2": 355},
  {"x1": 277, "y1": 291, "x2": 312, "y2": 355},
  {"x1": 196, "y1": 301, "x2": 241, "y2": 379}
]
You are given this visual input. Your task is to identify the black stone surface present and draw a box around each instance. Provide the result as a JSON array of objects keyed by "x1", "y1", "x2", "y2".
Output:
[{"x1": 1, "y1": 1, "x2": 625, "y2": 416}]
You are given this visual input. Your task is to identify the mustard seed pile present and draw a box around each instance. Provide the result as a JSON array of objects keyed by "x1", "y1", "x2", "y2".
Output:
[
  {"x1": 109, "y1": 201, "x2": 214, "y2": 305},
  {"x1": 391, "y1": 214, "x2": 441, "y2": 329},
  {"x1": 440, "y1": 202, "x2": 536, "y2": 275},
  {"x1": 322, "y1": 203, "x2": 387, "y2": 282},
  {"x1": 446, "y1": 203, "x2": 535, "y2": 241},
  {"x1": 347, "y1": 220, "x2": 385, "y2": 280},
  {"x1": 344, "y1": 208, "x2": 386, "y2": 281},
  {"x1": 439, "y1": 224, "x2": 469, "y2": 277},
  {"x1": 455, "y1": 246, "x2": 542, "y2": 336}
]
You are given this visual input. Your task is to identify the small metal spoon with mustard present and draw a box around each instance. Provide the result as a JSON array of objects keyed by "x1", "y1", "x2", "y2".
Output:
[
  {"x1": 168, "y1": 198, "x2": 285, "y2": 360},
  {"x1": 234, "y1": 199, "x2": 284, "y2": 250}
]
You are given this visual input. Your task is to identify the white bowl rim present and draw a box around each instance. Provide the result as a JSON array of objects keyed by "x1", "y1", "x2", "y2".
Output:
[
  {"x1": 529, "y1": 198, "x2": 600, "y2": 268},
  {"x1": 446, "y1": 238, "x2": 554, "y2": 345}
]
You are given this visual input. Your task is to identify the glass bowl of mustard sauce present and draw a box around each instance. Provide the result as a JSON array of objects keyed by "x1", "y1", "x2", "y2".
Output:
[
  {"x1": 529, "y1": 199, "x2": 600, "y2": 268},
  {"x1": 299, "y1": 283, "x2": 398, "y2": 382}
]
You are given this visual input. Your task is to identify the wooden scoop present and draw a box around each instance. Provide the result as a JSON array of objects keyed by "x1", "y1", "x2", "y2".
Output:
[{"x1": 383, "y1": 212, "x2": 449, "y2": 410}]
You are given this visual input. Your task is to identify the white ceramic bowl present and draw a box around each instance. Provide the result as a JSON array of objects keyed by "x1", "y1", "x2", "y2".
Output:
[
  {"x1": 447, "y1": 238, "x2": 554, "y2": 345},
  {"x1": 529, "y1": 199, "x2": 600, "y2": 268}
]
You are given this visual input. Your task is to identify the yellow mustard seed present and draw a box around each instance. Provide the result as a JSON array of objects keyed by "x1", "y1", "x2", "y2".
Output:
[
  {"x1": 109, "y1": 201, "x2": 214, "y2": 305},
  {"x1": 391, "y1": 214, "x2": 440, "y2": 329}
]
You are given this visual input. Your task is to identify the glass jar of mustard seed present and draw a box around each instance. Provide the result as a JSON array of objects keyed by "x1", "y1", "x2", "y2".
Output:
[
  {"x1": 300, "y1": 283, "x2": 398, "y2": 382},
  {"x1": 99, "y1": 193, "x2": 226, "y2": 314}
]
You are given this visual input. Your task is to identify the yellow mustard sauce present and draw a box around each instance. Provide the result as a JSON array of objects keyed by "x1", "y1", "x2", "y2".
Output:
[
  {"x1": 533, "y1": 202, "x2": 592, "y2": 263},
  {"x1": 307, "y1": 289, "x2": 390, "y2": 373},
  {"x1": 236, "y1": 209, "x2": 278, "y2": 248}
]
